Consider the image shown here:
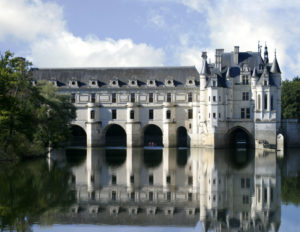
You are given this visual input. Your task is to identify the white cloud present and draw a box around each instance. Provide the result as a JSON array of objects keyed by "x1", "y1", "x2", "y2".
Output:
[
  {"x1": 180, "y1": 0, "x2": 300, "y2": 79},
  {"x1": 0, "y1": 0, "x2": 165, "y2": 67},
  {"x1": 0, "y1": 0, "x2": 65, "y2": 41},
  {"x1": 29, "y1": 32, "x2": 164, "y2": 67}
]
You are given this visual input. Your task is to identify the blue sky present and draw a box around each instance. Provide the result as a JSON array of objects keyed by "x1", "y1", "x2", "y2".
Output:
[{"x1": 1, "y1": 0, "x2": 300, "y2": 79}]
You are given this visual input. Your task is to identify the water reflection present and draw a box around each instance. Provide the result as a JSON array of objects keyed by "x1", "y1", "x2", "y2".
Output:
[
  {"x1": 2, "y1": 147, "x2": 295, "y2": 231},
  {"x1": 0, "y1": 160, "x2": 75, "y2": 231},
  {"x1": 49, "y1": 147, "x2": 281, "y2": 231}
]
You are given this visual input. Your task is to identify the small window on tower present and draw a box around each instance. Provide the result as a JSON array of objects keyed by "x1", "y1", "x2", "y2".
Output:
[
  {"x1": 149, "y1": 109, "x2": 154, "y2": 119},
  {"x1": 91, "y1": 93, "x2": 96, "y2": 103},
  {"x1": 166, "y1": 110, "x2": 171, "y2": 119},
  {"x1": 188, "y1": 109, "x2": 193, "y2": 119},
  {"x1": 188, "y1": 92, "x2": 193, "y2": 102}
]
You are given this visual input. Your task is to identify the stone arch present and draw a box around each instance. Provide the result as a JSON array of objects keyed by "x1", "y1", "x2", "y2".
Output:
[
  {"x1": 103, "y1": 124, "x2": 127, "y2": 147},
  {"x1": 226, "y1": 126, "x2": 253, "y2": 148},
  {"x1": 143, "y1": 124, "x2": 163, "y2": 147},
  {"x1": 177, "y1": 126, "x2": 188, "y2": 147},
  {"x1": 70, "y1": 124, "x2": 87, "y2": 146}
]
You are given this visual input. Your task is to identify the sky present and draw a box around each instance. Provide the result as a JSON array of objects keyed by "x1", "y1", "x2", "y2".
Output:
[{"x1": 1, "y1": 0, "x2": 300, "y2": 79}]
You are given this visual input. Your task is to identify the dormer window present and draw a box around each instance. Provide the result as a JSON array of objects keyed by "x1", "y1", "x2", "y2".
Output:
[
  {"x1": 165, "y1": 79, "x2": 174, "y2": 87},
  {"x1": 69, "y1": 80, "x2": 78, "y2": 88},
  {"x1": 89, "y1": 80, "x2": 99, "y2": 87},
  {"x1": 147, "y1": 80, "x2": 156, "y2": 87},
  {"x1": 110, "y1": 79, "x2": 119, "y2": 87},
  {"x1": 264, "y1": 80, "x2": 268, "y2": 86},
  {"x1": 212, "y1": 80, "x2": 216, "y2": 87},
  {"x1": 186, "y1": 79, "x2": 195, "y2": 86},
  {"x1": 129, "y1": 80, "x2": 138, "y2": 87}
]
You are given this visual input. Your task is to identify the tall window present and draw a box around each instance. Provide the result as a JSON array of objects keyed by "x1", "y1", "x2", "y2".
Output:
[
  {"x1": 130, "y1": 110, "x2": 134, "y2": 119},
  {"x1": 90, "y1": 110, "x2": 95, "y2": 119},
  {"x1": 264, "y1": 94, "x2": 268, "y2": 110},
  {"x1": 112, "y1": 191, "x2": 116, "y2": 201},
  {"x1": 71, "y1": 93, "x2": 76, "y2": 103},
  {"x1": 149, "y1": 175, "x2": 153, "y2": 185},
  {"x1": 112, "y1": 175, "x2": 117, "y2": 185},
  {"x1": 242, "y1": 92, "x2": 249, "y2": 101},
  {"x1": 112, "y1": 109, "x2": 117, "y2": 119},
  {"x1": 91, "y1": 93, "x2": 96, "y2": 103},
  {"x1": 112, "y1": 93, "x2": 116, "y2": 103},
  {"x1": 188, "y1": 109, "x2": 193, "y2": 119},
  {"x1": 131, "y1": 192, "x2": 135, "y2": 201},
  {"x1": 130, "y1": 175, "x2": 134, "y2": 184},
  {"x1": 213, "y1": 96, "x2": 216, "y2": 102},
  {"x1": 258, "y1": 94, "x2": 261, "y2": 110},
  {"x1": 188, "y1": 92, "x2": 193, "y2": 102},
  {"x1": 242, "y1": 75, "x2": 249, "y2": 85},
  {"x1": 149, "y1": 109, "x2": 154, "y2": 119},
  {"x1": 167, "y1": 93, "x2": 171, "y2": 102},
  {"x1": 131, "y1": 93, "x2": 135, "y2": 103},
  {"x1": 188, "y1": 176, "x2": 193, "y2": 186},
  {"x1": 166, "y1": 110, "x2": 171, "y2": 119},
  {"x1": 264, "y1": 188, "x2": 267, "y2": 202},
  {"x1": 149, "y1": 191, "x2": 153, "y2": 201},
  {"x1": 149, "y1": 93, "x2": 154, "y2": 103},
  {"x1": 271, "y1": 95, "x2": 274, "y2": 110}
]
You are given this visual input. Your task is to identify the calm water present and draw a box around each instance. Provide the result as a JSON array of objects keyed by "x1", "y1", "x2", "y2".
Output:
[{"x1": 1, "y1": 147, "x2": 300, "y2": 232}]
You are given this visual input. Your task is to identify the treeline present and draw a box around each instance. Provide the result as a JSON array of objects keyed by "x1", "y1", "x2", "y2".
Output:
[
  {"x1": 282, "y1": 77, "x2": 300, "y2": 122},
  {"x1": 0, "y1": 51, "x2": 76, "y2": 161}
]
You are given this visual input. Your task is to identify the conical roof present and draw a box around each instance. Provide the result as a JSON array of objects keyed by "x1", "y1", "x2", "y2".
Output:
[
  {"x1": 270, "y1": 56, "x2": 281, "y2": 73},
  {"x1": 252, "y1": 67, "x2": 258, "y2": 77}
]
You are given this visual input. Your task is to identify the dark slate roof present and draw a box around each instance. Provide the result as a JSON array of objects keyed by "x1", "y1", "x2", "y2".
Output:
[
  {"x1": 31, "y1": 66, "x2": 199, "y2": 88},
  {"x1": 270, "y1": 56, "x2": 281, "y2": 73},
  {"x1": 257, "y1": 66, "x2": 276, "y2": 86},
  {"x1": 221, "y1": 52, "x2": 264, "y2": 77}
]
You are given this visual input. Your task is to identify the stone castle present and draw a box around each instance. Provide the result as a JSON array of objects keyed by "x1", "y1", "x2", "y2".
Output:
[{"x1": 32, "y1": 45, "x2": 283, "y2": 149}]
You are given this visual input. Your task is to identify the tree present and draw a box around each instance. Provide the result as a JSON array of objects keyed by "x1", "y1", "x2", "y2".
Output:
[
  {"x1": 281, "y1": 77, "x2": 300, "y2": 122},
  {"x1": 0, "y1": 51, "x2": 76, "y2": 160}
]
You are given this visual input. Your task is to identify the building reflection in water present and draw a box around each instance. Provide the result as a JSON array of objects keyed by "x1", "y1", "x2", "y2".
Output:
[{"x1": 53, "y1": 147, "x2": 281, "y2": 231}]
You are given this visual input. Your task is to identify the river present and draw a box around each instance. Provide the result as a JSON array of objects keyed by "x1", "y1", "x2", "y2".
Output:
[{"x1": 0, "y1": 147, "x2": 299, "y2": 232}]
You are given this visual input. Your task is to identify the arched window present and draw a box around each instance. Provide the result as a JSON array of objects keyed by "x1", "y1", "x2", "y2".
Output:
[{"x1": 130, "y1": 110, "x2": 134, "y2": 119}]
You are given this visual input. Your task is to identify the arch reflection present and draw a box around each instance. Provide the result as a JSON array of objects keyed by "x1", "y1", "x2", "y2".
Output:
[{"x1": 59, "y1": 147, "x2": 281, "y2": 230}]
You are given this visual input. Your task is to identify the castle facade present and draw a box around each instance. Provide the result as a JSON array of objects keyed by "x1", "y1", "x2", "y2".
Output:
[{"x1": 32, "y1": 45, "x2": 282, "y2": 148}]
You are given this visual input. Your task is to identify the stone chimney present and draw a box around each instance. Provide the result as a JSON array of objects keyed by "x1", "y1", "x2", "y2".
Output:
[
  {"x1": 215, "y1": 49, "x2": 224, "y2": 71},
  {"x1": 234, "y1": 46, "x2": 239, "y2": 65}
]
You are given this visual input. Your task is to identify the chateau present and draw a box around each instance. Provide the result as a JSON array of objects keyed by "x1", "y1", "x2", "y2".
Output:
[{"x1": 32, "y1": 45, "x2": 282, "y2": 149}]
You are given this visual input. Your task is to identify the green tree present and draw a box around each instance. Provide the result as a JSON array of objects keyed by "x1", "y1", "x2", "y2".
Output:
[
  {"x1": 0, "y1": 51, "x2": 76, "y2": 160},
  {"x1": 281, "y1": 77, "x2": 300, "y2": 122}
]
